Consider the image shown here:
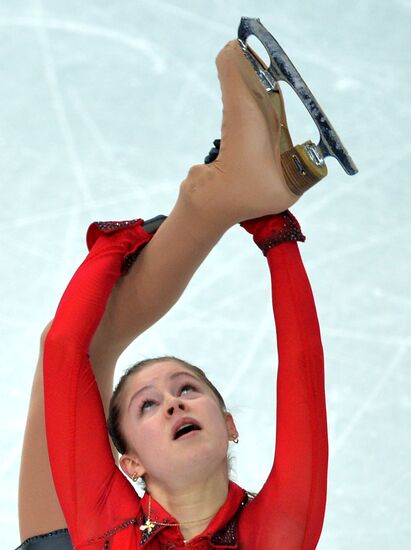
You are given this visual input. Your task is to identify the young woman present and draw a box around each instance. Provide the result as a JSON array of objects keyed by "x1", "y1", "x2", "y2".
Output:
[{"x1": 17, "y1": 31, "x2": 331, "y2": 550}]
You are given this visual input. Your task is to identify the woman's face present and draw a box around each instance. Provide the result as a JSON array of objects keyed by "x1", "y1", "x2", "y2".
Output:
[{"x1": 119, "y1": 360, "x2": 236, "y2": 488}]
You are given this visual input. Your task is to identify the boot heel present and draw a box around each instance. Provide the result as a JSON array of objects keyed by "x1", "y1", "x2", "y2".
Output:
[
  {"x1": 281, "y1": 141, "x2": 328, "y2": 196},
  {"x1": 205, "y1": 138, "x2": 327, "y2": 195}
]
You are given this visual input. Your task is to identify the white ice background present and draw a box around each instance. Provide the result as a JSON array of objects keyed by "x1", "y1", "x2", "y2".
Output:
[{"x1": 1, "y1": 1, "x2": 410, "y2": 548}]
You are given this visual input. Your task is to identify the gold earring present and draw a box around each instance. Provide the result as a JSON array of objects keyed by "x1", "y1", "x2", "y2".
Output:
[{"x1": 131, "y1": 473, "x2": 139, "y2": 482}]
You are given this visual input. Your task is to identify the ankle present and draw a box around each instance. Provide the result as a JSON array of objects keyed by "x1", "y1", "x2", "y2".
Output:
[{"x1": 178, "y1": 165, "x2": 237, "y2": 232}]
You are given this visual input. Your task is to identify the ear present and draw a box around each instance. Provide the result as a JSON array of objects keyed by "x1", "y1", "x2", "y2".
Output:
[
  {"x1": 119, "y1": 452, "x2": 147, "y2": 481},
  {"x1": 224, "y1": 412, "x2": 238, "y2": 441}
]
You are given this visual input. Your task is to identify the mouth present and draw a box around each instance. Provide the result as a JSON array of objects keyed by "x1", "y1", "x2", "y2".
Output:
[{"x1": 172, "y1": 418, "x2": 202, "y2": 440}]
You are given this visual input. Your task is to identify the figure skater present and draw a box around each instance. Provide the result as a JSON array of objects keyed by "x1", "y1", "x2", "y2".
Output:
[{"x1": 16, "y1": 18, "x2": 356, "y2": 550}]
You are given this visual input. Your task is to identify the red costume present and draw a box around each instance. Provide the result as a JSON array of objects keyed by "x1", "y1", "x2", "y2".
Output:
[{"x1": 43, "y1": 212, "x2": 328, "y2": 549}]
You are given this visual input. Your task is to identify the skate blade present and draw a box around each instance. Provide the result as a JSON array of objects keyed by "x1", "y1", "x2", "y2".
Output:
[{"x1": 237, "y1": 17, "x2": 358, "y2": 176}]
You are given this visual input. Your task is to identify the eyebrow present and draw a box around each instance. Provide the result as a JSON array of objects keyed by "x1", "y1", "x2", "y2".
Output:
[{"x1": 128, "y1": 371, "x2": 201, "y2": 411}]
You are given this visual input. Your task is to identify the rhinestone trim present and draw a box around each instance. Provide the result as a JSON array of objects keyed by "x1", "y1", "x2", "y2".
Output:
[
  {"x1": 259, "y1": 211, "x2": 306, "y2": 256},
  {"x1": 16, "y1": 529, "x2": 71, "y2": 549},
  {"x1": 140, "y1": 514, "x2": 167, "y2": 545},
  {"x1": 86, "y1": 518, "x2": 138, "y2": 545},
  {"x1": 210, "y1": 493, "x2": 249, "y2": 548},
  {"x1": 92, "y1": 219, "x2": 142, "y2": 233}
]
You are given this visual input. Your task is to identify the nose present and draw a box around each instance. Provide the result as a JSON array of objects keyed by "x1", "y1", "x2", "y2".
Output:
[{"x1": 165, "y1": 397, "x2": 186, "y2": 416}]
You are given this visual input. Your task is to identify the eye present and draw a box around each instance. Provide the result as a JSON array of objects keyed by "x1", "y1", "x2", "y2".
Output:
[
  {"x1": 180, "y1": 383, "x2": 197, "y2": 396},
  {"x1": 139, "y1": 399, "x2": 156, "y2": 414}
]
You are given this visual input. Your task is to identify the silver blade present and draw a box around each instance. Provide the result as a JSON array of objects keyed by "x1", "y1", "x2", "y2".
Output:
[{"x1": 238, "y1": 17, "x2": 358, "y2": 175}]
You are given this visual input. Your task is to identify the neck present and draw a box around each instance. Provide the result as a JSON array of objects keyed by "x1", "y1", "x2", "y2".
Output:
[{"x1": 146, "y1": 468, "x2": 229, "y2": 541}]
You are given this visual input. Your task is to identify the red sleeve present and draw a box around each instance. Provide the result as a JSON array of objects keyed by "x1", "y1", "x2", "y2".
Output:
[
  {"x1": 43, "y1": 220, "x2": 152, "y2": 547},
  {"x1": 238, "y1": 213, "x2": 328, "y2": 550}
]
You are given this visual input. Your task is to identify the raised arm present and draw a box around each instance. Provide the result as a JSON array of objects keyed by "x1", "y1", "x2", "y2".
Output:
[
  {"x1": 239, "y1": 212, "x2": 328, "y2": 550},
  {"x1": 43, "y1": 220, "x2": 153, "y2": 546}
]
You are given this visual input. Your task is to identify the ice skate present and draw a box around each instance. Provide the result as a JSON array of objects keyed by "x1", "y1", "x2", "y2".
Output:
[
  {"x1": 238, "y1": 18, "x2": 358, "y2": 184},
  {"x1": 206, "y1": 17, "x2": 358, "y2": 196}
]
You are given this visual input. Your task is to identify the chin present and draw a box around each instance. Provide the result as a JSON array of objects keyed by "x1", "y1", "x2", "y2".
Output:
[{"x1": 175, "y1": 441, "x2": 228, "y2": 475}]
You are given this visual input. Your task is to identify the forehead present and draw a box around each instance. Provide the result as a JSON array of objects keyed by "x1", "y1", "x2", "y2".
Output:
[{"x1": 127, "y1": 360, "x2": 201, "y2": 390}]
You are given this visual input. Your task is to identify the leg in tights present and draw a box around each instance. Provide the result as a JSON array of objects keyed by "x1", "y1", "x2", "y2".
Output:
[{"x1": 18, "y1": 41, "x2": 298, "y2": 542}]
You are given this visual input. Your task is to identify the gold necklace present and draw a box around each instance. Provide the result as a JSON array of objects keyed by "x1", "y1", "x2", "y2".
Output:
[{"x1": 139, "y1": 495, "x2": 216, "y2": 535}]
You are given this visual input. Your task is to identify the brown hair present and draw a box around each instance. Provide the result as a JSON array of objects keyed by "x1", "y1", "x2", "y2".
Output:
[{"x1": 107, "y1": 356, "x2": 227, "y2": 455}]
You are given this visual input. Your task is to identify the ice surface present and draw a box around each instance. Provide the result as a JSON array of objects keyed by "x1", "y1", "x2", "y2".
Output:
[{"x1": 1, "y1": 1, "x2": 410, "y2": 548}]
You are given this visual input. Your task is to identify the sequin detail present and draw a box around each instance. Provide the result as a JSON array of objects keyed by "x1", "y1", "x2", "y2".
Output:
[
  {"x1": 139, "y1": 515, "x2": 167, "y2": 545},
  {"x1": 259, "y1": 211, "x2": 306, "y2": 256},
  {"x1": 15, "y1": 529, "x2": 72, "y2": 549},
  {"x1": 210, "y1": 494, "x2": 249, "y2": 548},
  {"x1": 86, "y1": 518, "x2": 138, "y2": 545},
  {"x1": 92, "y1": 219, "x2": 142, "y2": 233}
]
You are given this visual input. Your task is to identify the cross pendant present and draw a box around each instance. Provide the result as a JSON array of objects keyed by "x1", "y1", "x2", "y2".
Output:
[{"x1": 140, "y1": 520, "x2": 155, "y2": 534}]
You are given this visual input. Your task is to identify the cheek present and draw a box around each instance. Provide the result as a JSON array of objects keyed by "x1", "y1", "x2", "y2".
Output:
[
  {"x1": 203, "y1": 403, "x2": 230, "y2": 440},
  {"x1": 120, "y1": 411, "x2": 143, "y2": 451},
  {"x1": 124, "y1": 412, "x2": 167, "y2": 455}
]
